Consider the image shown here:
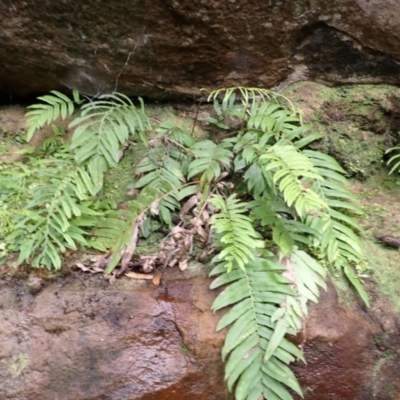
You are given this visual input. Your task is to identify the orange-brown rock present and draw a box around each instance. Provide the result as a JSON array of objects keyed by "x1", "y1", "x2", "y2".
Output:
[
  {"x1": 0, "y1": 270, "x2": 230, "y2": 400},
  {"x1": 293, "y1": 282, "x2": 400, "y2": 400},
  {"x1": 1, "y1": 271, "x2": 400, "y2": 399}
]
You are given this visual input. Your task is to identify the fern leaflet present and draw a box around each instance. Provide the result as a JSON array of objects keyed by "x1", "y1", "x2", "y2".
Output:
[
  {"x1": 14, "y1": 160, "x2": 98, "y2": 269},
  {"x1": 26, "y1": 89, "x2": 82, "y2": 141},
  {"x1": 210, "y1": 195, "x2": 260, "y2": 272},
  {"x1": 188, "y1": 140, "x2": 233, "y2": 183},
  {"x1": 69, "y1": 93, "x2": 151, "y2": 190}
]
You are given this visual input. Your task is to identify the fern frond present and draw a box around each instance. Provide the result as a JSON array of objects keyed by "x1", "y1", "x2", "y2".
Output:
[
  {"x1": 132, "y1": 144, "x2": 186, "y2": 225},
  {"x1": 210, "y1": 194, "x2": 260, "y2": 272},
  {"x1": 260, "y1": 145, "x2": 327, "y2": 218},
  {"x1": 251, "y1": 197, "x2": 317, "y2": 255},
  {"x1": 211, "y1": 255, "x2": 303, "y2": 400},
  {"x1": 188, "y1": 140, "x2": 233, "y2": 183},
  {"x1": 205, "y1": 87, "x2": 299, "y2": 117},
  {"x1": 211, "y1": 248, "x2": 326, "y2": 400},
  {"x1": 15, "y1": 161, "x2": 98, "y2": 269},
  {"x1": 297, "y1": 148, "x2": 368, "y2": 302},
  {"x1": 385, "y1": 138, "x2": 400, "y2": 174},
  {"x1": 246, "y1": 101, "x2": 306, "y2": 142},
  {"x1": 69, "y1": 93, "x2": 152, "y2": 190},
  {"x1": 26, "y1": 89, "x2": 82, "y2": 141}
]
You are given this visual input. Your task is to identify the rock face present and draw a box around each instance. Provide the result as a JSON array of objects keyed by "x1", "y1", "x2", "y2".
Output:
[
  {"x1": 1, "y1": 1, "x2": 400, "y2": 98},
  {"x1": 292, "y1": 282, "x2": 400, "y2": 399},
  {"x1": 2, "y1": 268, "x2": 400, "y2": 400},
  {"x1": 0, "y1": 270, "x2": 230, "y2": 400}
]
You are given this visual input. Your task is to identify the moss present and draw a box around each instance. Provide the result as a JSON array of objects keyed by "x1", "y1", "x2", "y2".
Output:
[
  {"x1": 9, "y1": 353, "x2": 29, "y2": 377},
  {"x1": 352, "y1": 174, "x2": 400, "y2": 311},
  {"x1": 366, "y1": 239, "x2": 400, "y2": 312},
  {"x1": 285, "y1": 82, "x2": 400, "y2": 180}
]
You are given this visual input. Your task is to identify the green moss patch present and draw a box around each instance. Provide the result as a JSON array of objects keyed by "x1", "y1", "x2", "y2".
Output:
[{"x1": 286, "y1": 82, "x2": 400, "y2": 179}]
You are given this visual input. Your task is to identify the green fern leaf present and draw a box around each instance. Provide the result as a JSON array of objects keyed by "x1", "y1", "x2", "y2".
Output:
[
  {"x1": 385, "y1": 143, "x2": 400, "y2": 174},
  {"x1": 132, "y1": 146, "x2": 185, "y2": 224},
  {"x1": 210, "y1": 194, "x2": 260, "y2": 271},
  {"x1": 14, "y1": 161, "x2": 97, "y2": 269},
  {"x1": 211, "y1": 256, "x2": 306, "y2": 400},
  {"x1": 188, "y1": 140, "x2": 233, "y2": 182},
  {"x1": 69, "y1": 93, "x2": 152, "y2": 190},
  {"x1": 260, "y1": 145, "x2": 327, "y2": 218},
  {"x1": 26, "y1": 90, "x2": 80, "y2": 141}
]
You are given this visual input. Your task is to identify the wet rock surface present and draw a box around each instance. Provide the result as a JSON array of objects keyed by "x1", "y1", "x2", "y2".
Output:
[
  {"x1": 0, "y1": 269, "x2": 230, "y2": 400},
  {"x1": 1, "y1": 1, "x2": 400, "y2": 98},
  {"x1": 2, "y1": 268, "x2": 400, "y2": 399},
  {"x1": 291, "y1": 277, "x2": 400, "y2": 400}
]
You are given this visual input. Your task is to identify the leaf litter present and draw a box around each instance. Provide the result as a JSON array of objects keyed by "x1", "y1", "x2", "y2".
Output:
[{"x1": 75, "y1": 191, "x2": 217, "y2": 283}]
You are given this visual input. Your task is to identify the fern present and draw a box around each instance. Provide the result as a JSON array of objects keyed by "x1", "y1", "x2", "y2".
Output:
[
  {"x1": 210, "y1": 194, "x2": 260, "y2": 272},
  {"x1": 260, "y1": 145, "x2": 327, "y2": 218},
  {"x1": 203, "y1": 87, "x2": 369, "y2": 399},
  {"x1": 26, "y1": 91, "x2": 152, "y2": 193},
  {"x1": 188, "y1": 140, "x2": 233, "y2": 183},
  {"x1": 25, "y1": 89, "x2": 82, "y2": 141},
  {"x1": 205, "y1": 86, "x2": 299, "y2": 118},
  {"x1": 11, "y1": 160, "x2": 98, "y2": 269},
  {"x1": 386, "y1": 141, "x2": 400, "y2": 174},
  {"x1": 132, "y1": 138, "x2": 189, "y2": 225},
  {"x1": 92, "y1": 186, "x2": 161, "y2": 274},
  {"x1": 210, "y1": 248, "x2": 326, "y2": 400},
  {"x1": 21, "y1": 86, "x2": 369, "y2": 400},
  {"x1": 69, "y1": 93, "x2": 151, "y2": 190}
]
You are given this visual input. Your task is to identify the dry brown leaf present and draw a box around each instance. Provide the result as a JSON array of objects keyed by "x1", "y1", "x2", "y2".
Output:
[
  {"x1": 191, "y1": 216, "x2": 202, "y2": 227},
  {"x1": 201, "y1": 209, "x2": 210, "y2": 222},
  {"x1": 178, "y1": 259, "x2": 188, "y2": 271},
  {"x1": 170, "y1": 226, "x2": 187, "y2": 235},
  {"x1": 168, "y1": 259, "x2": 177, "y2": 267},
  {"x1": 152, "y1": 273, "x2": 163, "y2": 286},
  {"x1": 75, "y1": 262, "x2": 104, "y2": 274},
  {"x1": 183, "y1": 233, "x2": 193, "y2": 251},
  {"x1": 180, "y1": 195, "x2": 198, "y2": 216},
  {"x1": 90, "y1": 253, "x2": 111, "y2": 269},
  {"x1": 218, "y1": 181, "x2": 234, "y2": 190},
  {"x1": 140, "y1": 255, "x2": 157, "y2": 273},
  {"x1": 206, "y1": 203, "x2": 218, "y2": 214},
  {"x1": 216, "y1": 171, "x2": 229, "y2": 181},
  {"x1": 125, "y1": 271, "x2": 154, "y2": 280},
  {"x1": 195, "y1": 225, "x2": 208, "y2": 242},
  {"x1": 75, "y1": 262, "x2": 91, "y2": 272}
]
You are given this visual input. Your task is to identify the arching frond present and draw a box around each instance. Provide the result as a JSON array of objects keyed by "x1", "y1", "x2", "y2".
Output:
[
  {"x1": 69, "y1": 93, "x2": 152, "y2": 190},
  {"x1": 209, "y1": 194, "x2": 260, "y2": 272},
  {"x1": 14, "y1": 160, "x2": 97, "y2": 269},
  {"x1": 188, "y1": 140, "x2": 233, "y2": 183},
  {"x1": 26, "y1": 89, "x2": 83, "y2": 141},
  {"x1": 260, "y1": 145, "x2": 327, "y2": 218},
  {"x1": 210, "y1": 248, "x2": 326, "y2": 400}
]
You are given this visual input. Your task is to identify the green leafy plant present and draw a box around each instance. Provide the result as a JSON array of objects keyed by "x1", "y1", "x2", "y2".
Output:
[
  {"x1": 69, "y1": 92, "x2": 151, "y2": 190},
  {"x1": 2, "y1": 86, "x2": 368, "y2": 400},
  {"x1": 386, "y1": 140, "x2": 400, "y2": 174},
  {"x1": 0, "y1": 158, "x2": 99, "y2": 269}
]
